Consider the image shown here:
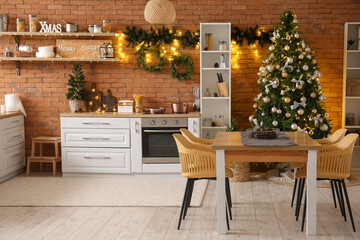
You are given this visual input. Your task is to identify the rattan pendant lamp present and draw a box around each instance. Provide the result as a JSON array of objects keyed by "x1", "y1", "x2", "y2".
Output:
[{"x1": 144, "y1": 0, "x2": 176, "y2": 24}]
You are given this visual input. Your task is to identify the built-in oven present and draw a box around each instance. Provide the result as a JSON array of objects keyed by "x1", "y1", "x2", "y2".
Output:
[{"x1": 142, "y1": 117, "x2": 187, "y2": 164}]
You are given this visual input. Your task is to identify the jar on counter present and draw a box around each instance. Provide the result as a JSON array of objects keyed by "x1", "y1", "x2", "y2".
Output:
[
  {"x1": 88, "y1": 25, "x2": 94, "y2": 33},
  {"x1": 219, "y1": 40, "x2": 227, "y2": 51},
  {"x1": 94, "y1": 25, "x2": 102, "y2": 33},
  {"x1": 29, "y1": 15, "x2": 36, "y2": 32},
  {"x1": 0, "y1": 14, "x2": 8, "y2": 32},
  {"x1": 102, "y1": 20, "x2": 111, "y2": 33},
  {"x1": 204, "y1": 33, "x2": 213, "y2": 50},
  {"x1": 214, "y1": 115, "x2": 224, "y2": 126},
  {"x1": 16, "y1": 18, "x2": 25, "y2": 32}
]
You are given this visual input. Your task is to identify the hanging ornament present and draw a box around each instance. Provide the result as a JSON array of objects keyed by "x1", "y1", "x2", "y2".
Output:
[
  {"x1": 277, "y1": 109, "x2": 282, "y2": 114},
  {"x1": 261, "y1": 112, "x2": 265, "y2": 116},
  {"x1": 303, "y1": 65, "x2": 309, "y2": 71},
  {"x1": 300, "y1": 96, "x2": 307, "y2": 102},
  {"x1": 305, "y1": 47, "x2": 311, "y2": 52},
  {"x1": 310, "y1": 92, "x2": 316, "y2": 98},
  {"x1": 271, "y1": 106, "x2": 277, "y2": 112},
  {"x1": 293, "y1": 19, "x2": 297, "y2": 23},
  {"x1": 272, "y1": 120, "x2": 278, "y2": 127},
  {"x1": 287, "y1": 57, "x2": 293, "y2": 63},
  {"x1": 284, "y1": 45, "x2": 290, "y2": 51},
  {"x1": 249, "y1": 115, "x2": 254, "y2": 122},
  {"x1": 257, "y1": 79, "x2": 261, "y2": 84},
  {"x1": 299, "y1": 54, "x2": 304, "y2": 59},
  {"x1": 297, "y1": 84, "x2": 303, "y2": 90},
  {"x1": 265, "y1": 59, "x2": 269, "y2": 64},
  {"x1": 309, "y1": 117, "x2": 313, "y2": 121},
  {"x1": 276, "y1": 65, "x2": 280, "y2": 69},
  {"x1": 319, "y1": 96, "x2": 324, "y2": 101},
  {"x1": 296, "y1": 116, "x2": 300, "y2": 120},
  {"x1": 312, "y1": 108, "x2": 317, "y2": 114},
  {"x1": 318, "y1": 85, "x2": 322, "y2": 90},
  {"x1": 253, "y1": 103, "x2": 258, "y2": 108},
  {"x1": 301, "y1": 42, "x2": 306, "y2": 48},
  {"x1": 296, "y1": 69, "x2": 300, "y2": 72},
  {"x1": 285, "y1": 112, "x2": 291, "y2": 118},
  {"x1": 267, "y1": 64, "x2": 274, "y2": 72},
  {"x1": 286, "y1": 35, "x2": 290, "y2": 40},
  {"x1": 307, "y1": 55, "x2": 311, "y2": 59},
  {"x1": 269, "y1": 53, "x2": 274, "y2": 59},
  {"x1": 280, "y1": 90, "x2": 285, "y2": 96},
  {"x1": 309, "y1": 130, "x2": 314, "y2": 135},
  {"x1": 262, "y1": 78, "x2": 268, "y2": 83},
  {"x1": 284, "y1": 97, "x2": 291, "y2": 103},
  {"x1": 291, "y1": 123, "x2": 298, "y2": 130},
  {"x1": 282, "y1": 72, "x2": 288, "y2": 78},
  {"x1": 269, "y1": 45, "x2": 275, "y2": 51},
  {"x1": 297, "y1": 109, "x2": 304, "y2": 115},
  {"x1": 263, "y1": 96, "x2": 270, "y2": 103},
  {"x1": 294, "y1": 33, "x2": 299, "y2": 38},
  {"x1": 325, "y1": 113, "x2": 329, "y2": 117},
  {"x1": 312, "y1": 59, "x2": 317, "y2": 64}
]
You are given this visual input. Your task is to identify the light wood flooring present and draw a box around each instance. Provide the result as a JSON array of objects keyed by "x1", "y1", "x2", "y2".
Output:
[{"x1": 0, "y1": 180, "x2": 360, "y2": 240}]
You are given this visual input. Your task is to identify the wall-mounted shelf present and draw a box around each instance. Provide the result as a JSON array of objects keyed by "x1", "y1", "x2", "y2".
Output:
[{"x1": 0, "y1": 32, "x2": 117, "y2": 37}]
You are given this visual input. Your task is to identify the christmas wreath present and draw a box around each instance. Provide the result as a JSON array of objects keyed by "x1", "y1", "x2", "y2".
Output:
[
  {"x1": 137, "y1": 48, "x2": 166, "y2": 72},
  {"x1": 170, "y1": 53, "x2": 194, "y2": 82}
]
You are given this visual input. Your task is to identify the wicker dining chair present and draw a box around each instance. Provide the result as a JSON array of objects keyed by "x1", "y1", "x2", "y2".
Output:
[
  {"x1": 173, "y1": 133, "x2": 233, "y2": 230},
  {"x1": 291, "y1": 128, "x2": 347, "y2": 212},
  {"x1": 296, "y1": 133, "x2": 358, "y2": 232}
]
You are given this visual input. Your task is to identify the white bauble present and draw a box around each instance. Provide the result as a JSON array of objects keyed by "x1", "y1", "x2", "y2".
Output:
[
  {"x1": 312, "y1": 108, "x2": 317, "y2": 114},
  {"x1": 305, "y1": 47, "x2": 311, "y2": 52},
  {"x1": 282, "y1": 72, "x2": 288, "y2": 78},
  {"x1": 263, "y1": 96, "x2": 270, "y2": 103},
  {"x1": 261, "y1": 112, "x2": 265, "y2": 116},
  {"x1": 319, "y1": 96, "x2": 324, "y2": 101},
  {"x1": 318, "y1": 85, "x2": 322, "y2": 90},
  {"x1": 269, "y1": 45, "x2": 275, "y2": 51},
  {"x1": 287, "y1": 57, "x2": 293, "y2": 63},
  {"x1": 277, "y1": 109, "x2": 282, "y2": 114},
  {"x1": 291, "y1": 123, "x2": 298, "y2": 130},
  {"x1": 295, "y1": 33, "x2": 299, "y2": 38},
  {"x1": 267, "y1": 64, "x2": 274, "y2": 72},
  {"x1": 284, "y1": 45, "x2": 290, "y2": 51},
  {"x1": 321, "y1": 124, "x2": 328, "y2": 131},
  {"x1": 276, "y1": 65, "x2": 280, "y2": 69},
  {"x1": 309, "y1": 130, "x2": 314, "y2": 135},
  {"x1": 262, "y1": 78, "x2": 268, "y2": 83},
  {"x1": 259, "y1": 66, "x2": 265, "y2": 71},
  {"x1": 265, "y1": 59, "x2": 269, "y2": 64},
  {"x1": 272, "y1": 120, "x2": 278, "y2": 127},
  {"x1": 299, "y1": 54, "x2": 304, "y2": 59},
  {"x1": 307, "y1": 55, "x2": 311, "y2": 59},
  {"x1": 297, "y1": 109, "x2": 304, "y2": 115},
  {"x1": 310, "y1": 92, "x2": 316, "y2": 98},
  {"x1": 325, "y1": 113, "x2": 329, "y2": 117},
  {"x1": 286, "y1": 35, "x2": 290, "y2": 40},
  {"x1": 297, "y1": 69, "x2": 300, "y2": 72},
  {"x1": 300, "y1": 96, "x2": 307, "y2": 102},
  {"x1": 271, "y1": 106, "x2": 277, "y2": 113},
  {"x1": 303, "y1": 65, "x2": 309, "y2": 71},
  {"x1": 249, "y1": 115, "x2": 254, "y2": 122},
  {"x1": 293, "y1": 19, "x2": 297, "y2": 23},
  {"x1": 280, "y1": 90, "x2": 285, "y2": 95},
  {"x1": 302, "y1": 42, "x2": 306, "y2": 48},
  {"x1": 253, "y1": 103, "x2": 257, "y2": 108},
  {"x1": 285, "y1": 112, "x2": 291, "y2": 118},
  {"x1": 312, "y1": 59, "x2": 317, "y2": 64}
]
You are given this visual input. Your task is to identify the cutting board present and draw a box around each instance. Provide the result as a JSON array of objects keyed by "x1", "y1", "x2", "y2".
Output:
[{"x1": 102, "y1": 89, "x2": 116, "y2": 112}]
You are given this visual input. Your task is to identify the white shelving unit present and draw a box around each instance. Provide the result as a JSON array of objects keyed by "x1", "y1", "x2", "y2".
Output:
[
  {"x1": 200, "y1": 23, "x2": 231, "y2": 139},
  {"x1": 343, "y1": 22, "x2": 360, "y2": 176}
]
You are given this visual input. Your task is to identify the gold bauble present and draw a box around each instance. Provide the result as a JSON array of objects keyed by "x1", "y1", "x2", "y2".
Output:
[
  {"x1": 284, "y1": 97, "x2": 291, "y2": 103},
  {"x1": 285, "y1": 112, "x2": 291, "y2": 118},
  {"x1": 297, "y1": 84, "x2": 303, "y2": 90},
  {"x1": 282, "y1": 71, "x2": 288, "y2": 78}
]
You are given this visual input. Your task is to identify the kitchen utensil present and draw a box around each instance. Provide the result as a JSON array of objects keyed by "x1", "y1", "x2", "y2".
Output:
[
  {"x1": 38, "y1": 46, "x2": 54, "y2": 53},
  {"x1": 102, "y1": 89, "x2": 116, "y2": 112},
  {"x1": 143, "y1": 107, "x2": 166, "y2": 114},
  {"x1": 219, "y1": 54, "x2": 226, "y2": 68},
  {"x1": 171, "y1": 102, "x2": 188, "y2": 114},
  {"x1": 0, "y1": 14, "x2": 8, "y2": 32},
  {"x1": 63, "y1": 20, "x2": 78, "y2": 33}
]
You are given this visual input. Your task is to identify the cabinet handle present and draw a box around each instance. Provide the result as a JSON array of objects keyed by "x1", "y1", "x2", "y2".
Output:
[
  {"x1": 135, "y1": 121, "x2": 139, "y2": 133},
  {"x1": 83, "y1": 156, "x2": 111, "y2": 159},
  {"x1": 82, "y1": 122, "x2": 110, "y2": 125},
  {"x1": 11, "y1": 120, "x2": 20, "y2": 124},
  {"x1": 12, "y1": 135, "x2": 21, "y2": 139},
  {"x1": 12, "y1": 153, "x2": 22, "y2": 158},
  {"x1": 193, "y1": 121, "x2": 196, "y2": 133},
  {"x1": 82, "y1": 137, "x2": 110, "y2": 140}
]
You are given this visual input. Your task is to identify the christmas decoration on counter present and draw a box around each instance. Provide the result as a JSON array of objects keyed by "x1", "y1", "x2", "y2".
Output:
[
  {"x1": 169, "y1": 52, "x2": 194, "y2": 81},
  {"x1": 87, "y1": 83, "x2": 102, "y2": 112},
  {"x1": 249, "y1": 10, "x2": 332, "y2": 139},
  {"x1": 39, "y1": 21, "x2": 62, "y2": 33},
  {"x1": 66, "y1": 64, "x2": 87, "y2": 113}
]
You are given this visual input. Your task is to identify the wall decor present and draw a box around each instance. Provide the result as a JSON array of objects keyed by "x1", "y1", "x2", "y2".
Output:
[
  {"x1": 39, "y1": 21, "x2": 62, "y2": 33},
  {"x1": 231, "y1": 25, "x2": 271, "y2": 47},
  {"x1": 169, "y1": 53, "x2": 194, "y2": 82},
  {"x1": 87, "y1": 83, "x2": 102, "y2": 112},
  {"x1": 137, "y1": 48, "x2": 166, "y2": 72},
  {"x1": 56, "y1": 40, "x2": 111, "y2": 58}
]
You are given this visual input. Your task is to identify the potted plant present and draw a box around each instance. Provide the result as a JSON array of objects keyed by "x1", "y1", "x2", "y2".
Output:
[
  {"x1": 66, "y1": 64, "x2": 87, "y2": 112},
  {"x1": 226, "y1": 117, "x2": 251, "y2": 182}
]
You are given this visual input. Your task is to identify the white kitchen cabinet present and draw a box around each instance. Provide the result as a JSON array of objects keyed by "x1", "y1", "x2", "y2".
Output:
[
  {"x1": 0, "y1": 114, "x2": 25, "y2": 183},
  {"x1": 130, "y1": 118, "x2": 142, "y2": 173}
]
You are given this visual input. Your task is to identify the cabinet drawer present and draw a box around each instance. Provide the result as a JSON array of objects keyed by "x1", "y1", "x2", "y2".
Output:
[
  {"x1": 62, "y1": 148, "x2": 130, "y2": 173},
  {"x1": 2, "y1": 126, "x2": 25, "y2": 150},
  {"x1": 1, "y1": 115, "x2": 24, "y2": 130},
  {"x1": 61, "y1": 129, "x2": 130, "y2": 148},
  {"x1": 61, "y1": 117, "x2": 129, "y2": 129},
  {"x1": 3, "y1": 143, "x2": 25, "y2": 175}
]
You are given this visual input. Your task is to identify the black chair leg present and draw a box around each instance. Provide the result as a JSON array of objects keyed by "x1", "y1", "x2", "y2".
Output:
[
  {"x1": 341, "y1": 179, "x2": 356, "y2": 232},
  {"x1": 330, "y1": 180, "x2": 337, "y2": 209},
  {"x1": 338, "y1": 179, "x2": 347, "y2": 222},
  {"x1": 296, "y1": 178, "x2": 305, "y2": 220},
  {"x1": 334, "y1": 179, "x2": 344, "y2": 216},
  {"x1": 291, "y1": 177, "x2": 298, "y2": 208},
  {"x1": 301, "y1": 191, "x2": 307, "y2": 232},
  {"x1": 295, "y1": 178, "x2": 303, "y2": 217},
  {"x1": 225, "y1": 177, "x2": 232, "y2": 208},
  {"x1": 183, "y1": 179, "x2": 195, "y2": 219},
  {"x1": 178, "y1": 179, "x2": 191, "y2": 230},
  {"x1": 225, "y1": 178, "x2": 232, "y2": 220},
  {"x1": 226, "y1": 202, "x2": 230, "y2": 230}
]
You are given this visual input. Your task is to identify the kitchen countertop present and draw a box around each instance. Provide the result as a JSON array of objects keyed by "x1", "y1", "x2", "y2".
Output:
[
  {"x1": 0, "y1": 111, "x2": 22, "y2": 119},
  {"x1": 60, "y1": 112, "x2": 201, "y2": 118}
]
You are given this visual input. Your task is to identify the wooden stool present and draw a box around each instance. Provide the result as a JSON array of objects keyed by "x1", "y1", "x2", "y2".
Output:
[{"x1": 27, "y1": 136, "x2": 61, "y2": 177}]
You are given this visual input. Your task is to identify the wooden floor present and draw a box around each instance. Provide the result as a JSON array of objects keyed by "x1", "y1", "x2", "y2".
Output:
[{"x1": 0, "y1": 180, "x2": 360, "y2": 240}]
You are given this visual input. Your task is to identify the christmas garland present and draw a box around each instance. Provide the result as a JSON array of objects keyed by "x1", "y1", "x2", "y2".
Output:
[
  {"x1": 137, "y1": 48, "x2": 166, "y2": 72},
  {"x1": 231, "y1": 25, "x2": 272, "y2": 47},
  {"x1": 170, "y1": 53, "x2": 194, "y2": 82}
]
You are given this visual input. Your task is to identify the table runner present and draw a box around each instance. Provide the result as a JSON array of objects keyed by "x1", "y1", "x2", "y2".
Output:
[{"x1": 240, "y1": 131, "x2": 297, "y2": 146}]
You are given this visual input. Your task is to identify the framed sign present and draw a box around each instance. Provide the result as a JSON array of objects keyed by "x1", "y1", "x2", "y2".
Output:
[{"x1": 56, "y1": 40, "x2": 112, "y2": 58}]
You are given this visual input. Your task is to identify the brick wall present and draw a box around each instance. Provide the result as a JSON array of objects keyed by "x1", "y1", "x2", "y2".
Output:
[{"x1": 0, "y1": 0, "x2": 359, "y2": 157}]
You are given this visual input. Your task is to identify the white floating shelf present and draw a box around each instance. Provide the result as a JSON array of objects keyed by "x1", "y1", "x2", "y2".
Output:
[
  {"x1": 346, "y1": 67, "x2": 360, "y2": 70},
  {"x1": 201, "y1": 50, "x2": 230, "y2": 53},
  {"x1": 345, "y1": 125, "x2": 360, "y2": 129},
  {"x1": 0, "y1": 57, "x2": 118, "y2": 62},
  {"x1": 347, "y1": 50, "x2": 360, "y2": 53},
  {"x1": 346, "y1": 96, "x2": 360, "y2": 99},
  {"x1": 202, "y1": 126, "x2": 227, "y2": 129},
  {"x1": 0, "y1": 32, "x2": 117, "y2": 37},
  {"x1": 202, "y1": 97, "x2": 230, "y2": 100},
  {"x1": 202, "y1": 68, "x2": 230, "y2": 71}
]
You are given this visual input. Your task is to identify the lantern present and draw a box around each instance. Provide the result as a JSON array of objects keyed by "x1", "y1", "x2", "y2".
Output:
[
  {"x1": 106, "y1": 43, "x2": 115, "y2": 58},
  {"x1": 99, "y1": 43, "x2": 107, "y2": 58}
]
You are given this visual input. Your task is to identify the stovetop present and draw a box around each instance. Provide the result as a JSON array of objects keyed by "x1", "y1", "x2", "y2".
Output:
[{"x1": 141, "y1": 117, "x2": 188, "y2": 128}]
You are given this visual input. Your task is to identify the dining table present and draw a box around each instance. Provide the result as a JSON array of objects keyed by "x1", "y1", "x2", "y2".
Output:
[{"x1": 212, "y1": 131, "x2": 321, "y2": 236}]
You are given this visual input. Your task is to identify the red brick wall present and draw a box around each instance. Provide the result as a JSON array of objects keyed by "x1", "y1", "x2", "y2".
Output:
[{"x1": 0, "y1": 0, "x2": 359, "y2": 157}]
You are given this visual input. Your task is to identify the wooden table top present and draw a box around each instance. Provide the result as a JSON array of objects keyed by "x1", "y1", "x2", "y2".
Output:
[{"x1": 212, "y1": 131, "x2": 321, "y2": 151}]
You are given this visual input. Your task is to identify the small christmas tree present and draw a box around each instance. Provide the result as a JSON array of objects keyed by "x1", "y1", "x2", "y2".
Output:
[
  {"x1": 66, "y1": 64, "x2": 87, "y2": 101},
  {"x1": 249, "y1": 11, "x2": 332, "y2": 139}
]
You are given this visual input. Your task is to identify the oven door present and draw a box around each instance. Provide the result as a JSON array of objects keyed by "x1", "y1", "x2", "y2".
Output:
[{"x1": 142, "y1": 127, "x2": 183, "y2": 164}]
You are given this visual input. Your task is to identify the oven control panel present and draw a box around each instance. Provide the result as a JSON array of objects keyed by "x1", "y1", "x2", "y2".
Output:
[{"x1": 142, "y1": 118, "x2": 188, "y2": 128}]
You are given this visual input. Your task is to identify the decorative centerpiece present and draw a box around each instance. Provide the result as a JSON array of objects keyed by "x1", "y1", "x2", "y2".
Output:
[
  {"x1": 247, "y1": 128, "x2": 280, "y2": 139},
  {"x1": 66, "y1": 64, "x2": 87, "y2": 112}
]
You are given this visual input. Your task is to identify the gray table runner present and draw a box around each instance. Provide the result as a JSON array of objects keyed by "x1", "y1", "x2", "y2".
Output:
[{"x1": 240, "y1": 131, "x2": 298, "y2": 146}]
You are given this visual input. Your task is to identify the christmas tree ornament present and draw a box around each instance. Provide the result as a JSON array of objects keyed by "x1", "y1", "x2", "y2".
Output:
[
  {"x1": 280, "y1": 90, "x2": 285, "y2": 95},
  {"x1": 303, "y1": 65, "x2": 309, "y2": 70},
  {"x1": 294, "y1": 33, "x2": 299, "y2": 38},
  {"x1": 319, "y1": 96, "x2": 324, "y2": 101},
  {"x1": 284, "y1": 97, "x2": 291, "y2": 103},
  {"x1": 249, "y1": 115, "x2": 254, "y2": 122},
  {"x1": 263, "y1": 96, "x2": 270, "y2": 103},
  {"x1": 293, "y1": 19, "x2": 297, "y2": 23},
  {"x1": 310, "y1": 92, "x2": 316, "y2": 98},
  {"x1": 300, "y1": 96, "x2": 307, "y2": 102},
  {"x1": 312, "y1": 59, "x2": 316, "y2": 64},
  {"x1": 309, "y1": 130, "x2": 314, "y2": 135},
  {"x1": 277, "y1": 109, "x2": 282, "y2": 114},
  {"x1": 307, "y1": 55, "x2": 311, "y2": 59},
  {"x1": 271, "y1": 106, "x2": 277, "y2": 112},
  {"x1": 261, "y1": 112, "x2": 265, "y2": 116},
  {"x1": 257, "y1": 79, "x2": 261, "y2": 83},
  {"x1": 296, "y1": 69, "x2": 300, "y2": 72},
  {"x1": 299, "y1": 54, "x2": 304, "y2": 59},
  {"x1": 287, "y1": 57, "x2": 293, "y2": 63},
  {"x1": 262, "y1": 78, "x2": 268, "y2": 83},
  {"x1": 269, "y1": 45, "x2": 275, "y2": 51},
  {"x1": 312, "y1": 108, "x2": 317, "y2": 114},
  {"x1": 253, "y1": 103, "x2": 257, "y2": 108},
  {"x1": 305, "y1": 47, "x2": 311, "y2": 52},
  {"x1": 276, "y1": 65, "x2": 280, "y2": 69},
  {"x1": 302, "y1": 42, "x2": 306, "y2": 48},
  {"x1": 318, "y1": 85, "x2": 322, "y2": 90},
  {"x1": 282, "y1": 71, "x2": 288, "y2": 78},
  {"x1": 325, "y1": 113, "x2": 329, "y2": 117},
  {"x1": 272, "y1": 120, "x2": 278, "y2": 126},
  {"x1": 297, "y1": 109, "x2": 304, "y2": 115},
  {"x1": 267, "y1": 64, "x2": 274, "y2": 72},
  {"x1": 265, "y1": 59, "x2": 269, "y2": 64},
  {"x1": 286, "y1": 35, "x2": 290, "y2": 40},
  {"x1": 297, "y1": 84, "x2": 303, "y2": 90},
  {"x1": 291, "y1": 123, "x2": 298, "y2": 130},
  {"x1": 284, "y1": 45, "x2": 290, "y2": 51},
  {"x1": 285, "y1": 112, "x2": 291, "y2": 118},
  {"x1": 314, "y1": 120, "x2": 319, "y2": 125}
]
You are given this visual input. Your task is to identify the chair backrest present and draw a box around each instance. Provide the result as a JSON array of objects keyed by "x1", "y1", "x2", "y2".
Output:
[
  {"x1": 173, "y1": 133, "x2": 216, "y2": 178},
  {"x1": 317, "y1": 133, "x2": 359, "y2": 179},
  {"x1": 315, "y1": 128, "x2": 347, "y2": 145},
  {"x1": 180, "y1": 128, "x2": 214, "y2": 145}
]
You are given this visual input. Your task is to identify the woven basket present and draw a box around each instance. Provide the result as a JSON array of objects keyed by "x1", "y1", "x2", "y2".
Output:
[
  {"x1": 144, "y1": 0, "x2": 176, "y2": 24},
  {"x1": 231, "y1": 162, "x2": 250, "y2": 182}
]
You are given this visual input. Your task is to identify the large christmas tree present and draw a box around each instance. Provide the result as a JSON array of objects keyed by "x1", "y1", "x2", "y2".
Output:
[{"x1": 249, "y1": 11, "x2": 332, "y2": 139}]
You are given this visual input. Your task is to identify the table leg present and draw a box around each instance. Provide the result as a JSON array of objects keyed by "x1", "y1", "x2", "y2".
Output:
[
  {"x1": 216, "y1": 149, "x2": 227, "y2": 235},
  {"x1": 306, "y1": 150, "x2": 317, "y2": 235}
]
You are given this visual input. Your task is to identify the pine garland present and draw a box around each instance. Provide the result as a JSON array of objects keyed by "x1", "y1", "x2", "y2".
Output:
[
  {"x1": 231, "y1": 25, "x2": 272, "y2": 47},
  {"x1": 169, "y1": 53, "x2": 194, "y2": 82}
]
